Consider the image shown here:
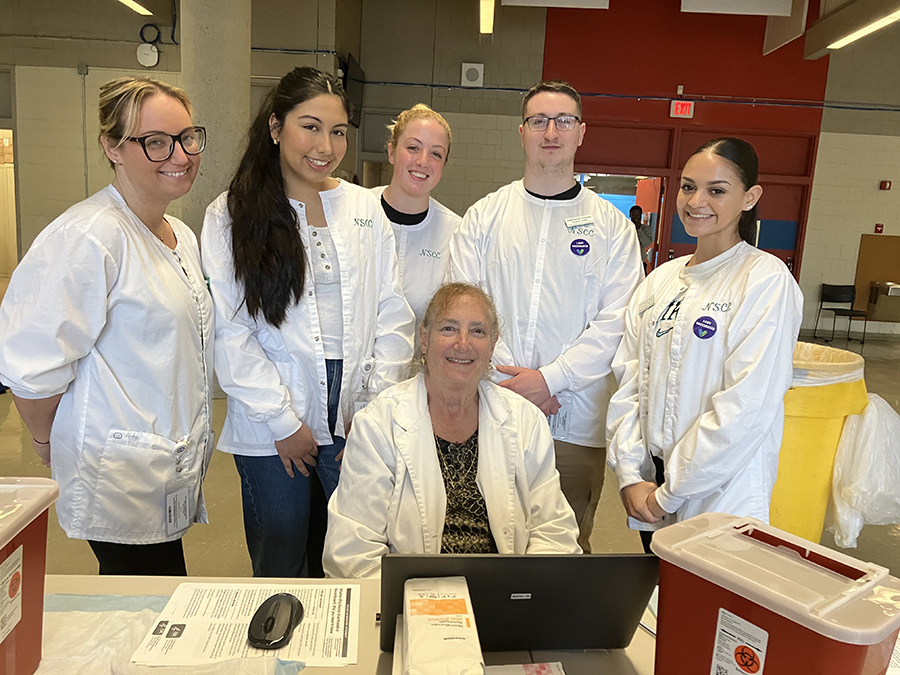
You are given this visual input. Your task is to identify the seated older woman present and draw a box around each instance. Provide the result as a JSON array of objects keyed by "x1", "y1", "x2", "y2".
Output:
[{"x1": 323, "y1": 282, "x2": 581, "y2": 578}]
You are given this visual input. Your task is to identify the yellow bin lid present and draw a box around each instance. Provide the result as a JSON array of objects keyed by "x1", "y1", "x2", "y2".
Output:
[{"x1": 792, "y1": 342, "x2": 865, "y2": 387}]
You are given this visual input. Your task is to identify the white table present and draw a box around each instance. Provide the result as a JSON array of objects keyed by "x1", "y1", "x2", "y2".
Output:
[{"x1": 43, "y1": 575, "x2": 656, "y2": 674}]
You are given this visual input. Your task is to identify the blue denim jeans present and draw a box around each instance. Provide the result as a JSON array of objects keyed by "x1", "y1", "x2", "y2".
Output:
[{"x1": 234, "y1": 359, "x2": 345, "y2": 577}]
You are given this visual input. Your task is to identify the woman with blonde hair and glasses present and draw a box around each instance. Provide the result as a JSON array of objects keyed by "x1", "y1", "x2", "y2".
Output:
[
  {"x1": 372, "y1": 104, "x2": 460, "y2": 331},
  {"x1": 0, "y1": 76, "x2": 212, "y2": 575}
]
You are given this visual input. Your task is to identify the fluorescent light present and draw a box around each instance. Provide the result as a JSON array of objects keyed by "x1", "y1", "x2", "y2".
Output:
[
  {"x1": 117, "y1": 0, "x2": 153, "y2": 16},
  {"x1": 480, "y1": 0, "x2": 495, "y2": 34},
  {"x1": 828, "y1": 8, "x2": 900, "y2": 49}
]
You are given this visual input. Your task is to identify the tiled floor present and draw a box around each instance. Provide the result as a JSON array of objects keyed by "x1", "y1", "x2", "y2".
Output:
[{"x1": 2, "y1": 336, "x2": 899, "y2": 576}]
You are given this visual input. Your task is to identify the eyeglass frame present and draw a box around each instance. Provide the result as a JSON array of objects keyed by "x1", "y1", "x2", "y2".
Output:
[
  {"x1": 522, "y1": 115, "x2": 582, "y2": 132},
  {"x1": 122, "y1": 126, "x2": 207, "y2": 162}
]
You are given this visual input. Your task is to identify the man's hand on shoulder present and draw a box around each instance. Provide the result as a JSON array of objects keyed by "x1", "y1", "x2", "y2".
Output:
[{"x1": 496, "y1": 366, "x2": 552, "y2": 408}]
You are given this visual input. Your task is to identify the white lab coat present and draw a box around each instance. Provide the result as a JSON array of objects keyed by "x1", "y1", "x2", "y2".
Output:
[
  {"x1": 449, "y1": 181, "x2": 644, "y2": 447},
  {"x1": 0, "y1": 185, "x2": 214, "y2": 544},
  {"x1": 201, "y1": 181, "x2": 415, "y2": 452},
  {"x1": 323, "y1": 374, "x2": 582, "y2": 578},
  {"x1": 370, "y1": 186, "x2": 461, "y2": 329},
  {"x1": 606, "y1": 242, "x2": 803, "y2": 530}
]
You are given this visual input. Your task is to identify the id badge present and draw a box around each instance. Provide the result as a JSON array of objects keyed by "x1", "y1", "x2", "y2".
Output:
[
  {"x1": 547, "y1": 393, "x2": 573, "y2": 441},
  {"x1": 165, "y1": 478, "x2": 192, "y2": 537}
]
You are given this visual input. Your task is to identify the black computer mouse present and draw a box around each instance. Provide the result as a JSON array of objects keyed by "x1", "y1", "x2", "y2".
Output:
[{"x1": 247, "y1": 592, "x2": 304, "y2": 649}]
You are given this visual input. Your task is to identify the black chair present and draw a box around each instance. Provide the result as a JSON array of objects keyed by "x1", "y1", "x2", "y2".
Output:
[{"x1": 813, "y1": 284, "x2": 868, "y2": 344}]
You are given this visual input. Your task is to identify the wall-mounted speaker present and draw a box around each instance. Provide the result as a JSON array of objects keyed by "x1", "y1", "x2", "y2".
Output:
[{"x1": 461, "y1": 63, "x2": 484, "y2": 88}]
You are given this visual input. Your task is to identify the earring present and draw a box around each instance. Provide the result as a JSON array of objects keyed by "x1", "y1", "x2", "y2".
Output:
[
  {"x1": 421, "y1": 353, "x2": 426, "y2": 364},
  {"x1": 273, "y1": 138, "x2": 279, "y2": 146}
]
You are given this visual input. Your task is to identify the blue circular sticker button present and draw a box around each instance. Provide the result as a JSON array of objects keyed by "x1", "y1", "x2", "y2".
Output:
[
  {"x1": 570, "y1": 238, "x2": 590, "y2": 256},
  {"x1": 693, "y1": 316, "x2": 717, "y2": 339}
]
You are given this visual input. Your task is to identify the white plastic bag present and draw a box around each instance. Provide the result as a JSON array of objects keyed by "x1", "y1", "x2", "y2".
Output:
[{"x1": 826, "y1": 394, "x2": 900, "y2": 548}]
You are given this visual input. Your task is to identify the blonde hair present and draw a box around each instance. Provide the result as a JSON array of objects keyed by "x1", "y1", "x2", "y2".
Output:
[
  {"x1": 98, "y1": 76, "x2": 193, "y2": 168},
  {"x1": 387, "y1": 104, "x2": 452, "y2": 159},
  {"x1": 412, "y1": 283, "x2": 500, "y2": 377}
]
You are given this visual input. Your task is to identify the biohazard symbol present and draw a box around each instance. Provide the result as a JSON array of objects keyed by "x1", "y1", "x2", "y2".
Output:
[
  {"x1": 734, "y1": 644, "x2": 761, "y2": 673},
  {"x1": 8, "y1": 571, "x2": 20, "y2": 599}
]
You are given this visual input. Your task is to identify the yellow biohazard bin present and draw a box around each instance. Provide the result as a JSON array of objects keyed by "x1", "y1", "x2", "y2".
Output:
[{"x1": 770, "y1": 342, "x2": 868, "y2": 542}]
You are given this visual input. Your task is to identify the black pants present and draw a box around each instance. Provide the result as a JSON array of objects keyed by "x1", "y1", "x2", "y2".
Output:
[
  {"x1": 88, "y1": 538, "x2": 187, "y2": 575},
  {"x1": 639, "y1": 456, "x2": 667, "y2": 555}
]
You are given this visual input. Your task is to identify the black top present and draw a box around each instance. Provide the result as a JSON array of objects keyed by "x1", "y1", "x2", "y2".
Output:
[
  {"x1": 434, "y1": 430, "x2": 498, "y2": 554},
  {"x1": 525, "y1": 182, "x2": 582, "y2": 201},
  {"x1": 380, "y1": 195, "x2": 429, "y2": 226}
]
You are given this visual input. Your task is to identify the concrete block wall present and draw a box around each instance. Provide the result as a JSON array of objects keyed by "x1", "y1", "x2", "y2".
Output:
[
  {"x1": 430, "y1": 112, "x2": 525, "y2": 216},
  {"x1": 14, "y1": 66, "x2": 187, "y2": 253},
  {"x1": 799, "y1": 131, "x2": 900, "y2": 335},
  {"x1": 799, "y1": 22, "x2": 900, "y2": 337},
  {"x1": 359, "y1": 0, "x2": 543, "y2": 212}
]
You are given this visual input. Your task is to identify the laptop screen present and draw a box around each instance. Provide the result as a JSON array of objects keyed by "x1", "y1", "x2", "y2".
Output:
[{"x1": 380, "y1": 553, "x2": 659, "y2": 652}]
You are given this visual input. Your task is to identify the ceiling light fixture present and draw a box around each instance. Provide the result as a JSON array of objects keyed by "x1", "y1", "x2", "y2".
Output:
[
  {"x1": 480, "y1": 0, "x2": 495, "y2": 34},
  {"x1": 827, "y1": 8, "x2": 900, "y2": 48},
  {"x1": 117, "y1": 0, "x2": 153, "y2": 16}
]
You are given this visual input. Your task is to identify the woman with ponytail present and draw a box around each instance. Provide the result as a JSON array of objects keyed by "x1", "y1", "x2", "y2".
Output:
[
  {"x1": 201, "y1": 67, "x2": 414, "y2": 577},
  {"x1": 606, "y1": 137, "x2": 803, "y2": 552}
]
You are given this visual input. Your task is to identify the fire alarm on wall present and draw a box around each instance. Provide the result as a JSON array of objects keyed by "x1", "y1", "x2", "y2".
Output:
[
  {"x1": 875, "y1": 223, "x2": 884, "y2": 234},
  {"x1": 880, "y1": 181, "x2": 892, "y2": 190}
]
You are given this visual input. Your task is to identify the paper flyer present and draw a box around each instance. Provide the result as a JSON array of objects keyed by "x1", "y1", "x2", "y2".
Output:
[{"x1": 130, "y1": 582, "x2": 360, "y2": 667}]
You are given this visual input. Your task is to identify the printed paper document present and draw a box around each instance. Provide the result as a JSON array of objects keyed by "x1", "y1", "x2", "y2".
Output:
[{"x1": 131, "y1": 582, "x2": 360, "y2": 667}]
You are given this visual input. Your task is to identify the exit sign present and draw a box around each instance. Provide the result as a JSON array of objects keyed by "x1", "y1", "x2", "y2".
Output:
[{"x1": 670, "y1": 100, "x2": 695, "y2": 119}]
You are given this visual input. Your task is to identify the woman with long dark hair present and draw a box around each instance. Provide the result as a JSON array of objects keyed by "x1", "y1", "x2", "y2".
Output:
[
  {"x1": 201, "y1": 67, "x2": 414, "y2": 577},
  {"x1": 607, "y1": 137, "x2": 803, "y2": 552}
]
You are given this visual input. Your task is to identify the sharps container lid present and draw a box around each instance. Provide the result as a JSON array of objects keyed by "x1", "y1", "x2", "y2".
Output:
[
  {"x1": 651, "y1": 513, "x2": 900, "y2": 645},
  {"x1": 0, "y1": 477, "x2": 59, "y2": 550}
]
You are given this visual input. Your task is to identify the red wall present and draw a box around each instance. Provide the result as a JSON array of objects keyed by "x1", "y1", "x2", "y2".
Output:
[
  {"x1": 543, "y1": 1, "x2": 829, "y2": 133},
  {"x1": 543, "y1": 2, "x2": 829, "y2": 277}
]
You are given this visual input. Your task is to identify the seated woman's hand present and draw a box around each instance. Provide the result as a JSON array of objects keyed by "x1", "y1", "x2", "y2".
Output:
[
  {"x1": 274, "y1": 425, "x2": 318, "y2": 478},
  {"x1": 620, "y1": 481, "x2": 662, "y2": 524}
]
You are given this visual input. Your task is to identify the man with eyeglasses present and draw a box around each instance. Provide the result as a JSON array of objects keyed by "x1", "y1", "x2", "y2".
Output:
[{"x1": 450, "y1": 80, "x2": 643, "y2": 552}]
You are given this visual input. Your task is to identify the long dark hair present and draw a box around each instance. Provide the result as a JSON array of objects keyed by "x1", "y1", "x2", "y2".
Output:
[
  {"x1": 690, "y1": 137, "x2": 760, "y2": 246},
  {"x1": 227, "y1": 67, "x2": 351, "y2": 327}
]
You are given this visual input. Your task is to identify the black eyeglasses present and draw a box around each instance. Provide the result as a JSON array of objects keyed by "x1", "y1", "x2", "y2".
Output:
[
  {"x1": 522, "y1": 115, "x2": 580, "y2": 132},
  {"x1": 124, "y1": 126, "x2": 207, "y2": 162}
]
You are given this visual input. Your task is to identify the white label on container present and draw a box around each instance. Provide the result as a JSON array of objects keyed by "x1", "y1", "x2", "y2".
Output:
[
  {"x1": 710, "y1": 608, "x2": 768, "y2": 675},
  {"x1": 0, "y1": 545, "x2": 23, "y2": 644}
]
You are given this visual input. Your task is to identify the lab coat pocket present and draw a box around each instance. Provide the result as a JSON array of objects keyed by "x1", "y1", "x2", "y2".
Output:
[{"x1": 90, "y1": 430, "x2": 198, "y2": 536}]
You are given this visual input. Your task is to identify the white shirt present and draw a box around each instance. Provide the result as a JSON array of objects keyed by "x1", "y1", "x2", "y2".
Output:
[
  {"x1": 606, "y1": 242, "x2": 803, "y2": 530},
  {"x1": 201, "y1": 181, "x2": 415, "y2": 452},
  {"x1": 323, "y1": 374, "x2": 581, "y2": 579},
  {"x1": 449, "y1": 180, "x2": 644, "y2": 447},
  {"x1": 0, "y1": 185, "x2": 214, "y2": 544},
  {"x1": 371, "y1": 186, "x2": 461, "y2": 330},
  {"x1": 307, "y1": 223, "x2": 343, "y2": 359}
]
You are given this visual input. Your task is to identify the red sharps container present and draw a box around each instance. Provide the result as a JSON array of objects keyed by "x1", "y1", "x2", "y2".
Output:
[
  {"x1": 0, "y1": 477, "x2": 59, "y2": 675},
  {"x1": 651, "y1": 513, "x2": 900, "y2": 675}
]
